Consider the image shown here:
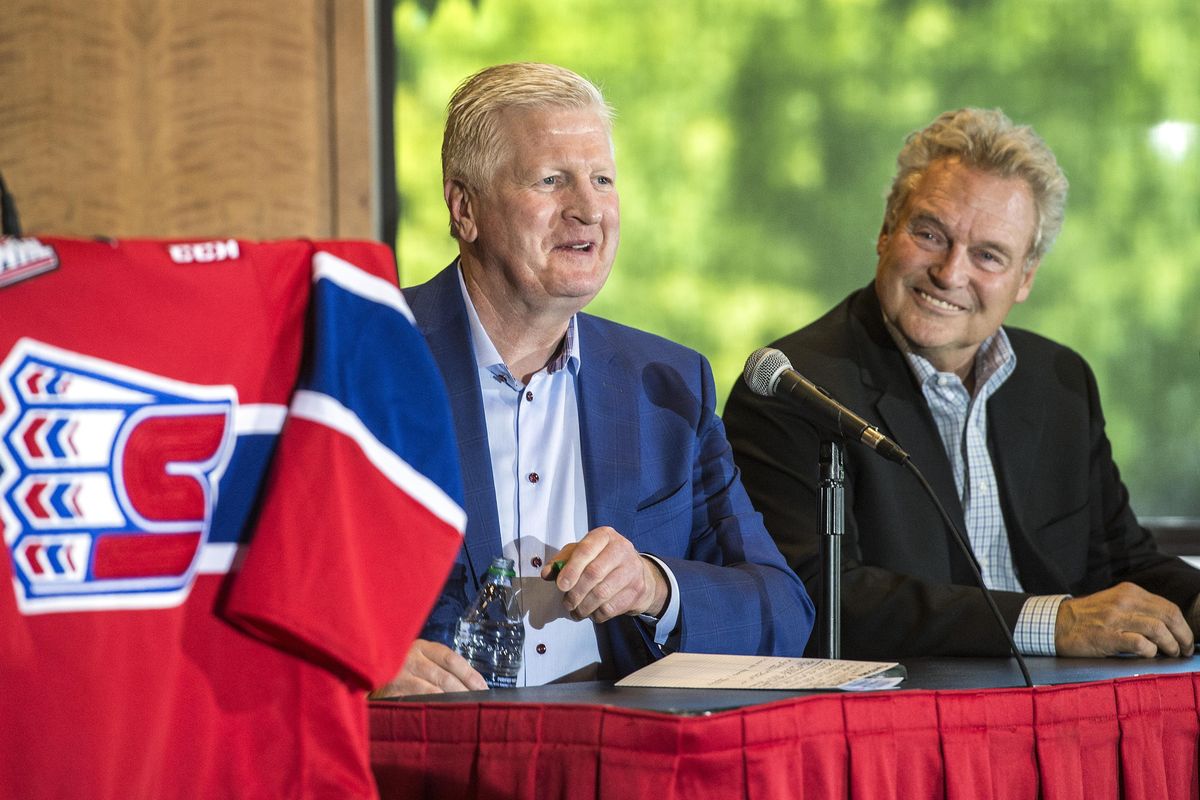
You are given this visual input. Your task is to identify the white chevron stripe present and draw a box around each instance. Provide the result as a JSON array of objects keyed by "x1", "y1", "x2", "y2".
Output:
[
  {"x1": 289, "y1": 389, "x2": 466, "y2": 535},
  {"x1": 311, "y1": 250, "x2": 415, "y2": 324}
]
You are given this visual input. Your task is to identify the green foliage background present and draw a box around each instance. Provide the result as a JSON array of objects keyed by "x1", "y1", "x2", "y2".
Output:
[{"x1": 394, "y1": 0, "x2": 1200, "y2": 516}]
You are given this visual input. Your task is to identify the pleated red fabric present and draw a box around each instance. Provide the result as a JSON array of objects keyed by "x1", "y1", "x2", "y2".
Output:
[
  {"x1": 1032, "y1": 682, "x2": 1120, "y2": 800},
  {"x1": 370, "y1": 673, "x2": 1200, "y2": 800}
]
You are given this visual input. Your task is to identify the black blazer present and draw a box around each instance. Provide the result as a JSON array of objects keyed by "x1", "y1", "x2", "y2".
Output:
[{"x1": 724, "y1": 283, "x2": 1200, "y2": 658}]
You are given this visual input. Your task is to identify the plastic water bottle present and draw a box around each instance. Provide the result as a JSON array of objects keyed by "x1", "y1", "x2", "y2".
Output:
[{"x1": 453, "y1": 557, "x2": 524, "y2": 688}]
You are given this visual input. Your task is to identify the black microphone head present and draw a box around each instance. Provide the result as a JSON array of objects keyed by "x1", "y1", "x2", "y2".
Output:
[{"x1": 743, "y1": 347, "x2": 792, "y2": 397}]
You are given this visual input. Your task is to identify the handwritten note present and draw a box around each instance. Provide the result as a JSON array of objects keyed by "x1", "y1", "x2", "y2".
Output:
[{"x1": 615, "y1": 652, "x2": 905, "y2": 691}]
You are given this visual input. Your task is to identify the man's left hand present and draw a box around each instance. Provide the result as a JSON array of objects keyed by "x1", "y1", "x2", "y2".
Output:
[{"x1": 541, "y1": 526, "x2": 668, "y2": 623}]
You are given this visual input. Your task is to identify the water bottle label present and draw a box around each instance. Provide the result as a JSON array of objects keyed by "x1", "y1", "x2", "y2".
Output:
[{"x1": 487, "y1": 673, "x2": 518, "y2": 689}]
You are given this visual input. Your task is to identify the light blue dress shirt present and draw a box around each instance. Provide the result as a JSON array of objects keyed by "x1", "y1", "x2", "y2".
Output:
[
  {"x1": 457, "y1": 269, "x2": 680, "y2": 685},
  {"x1": 902, "y1": 328, "x2": 1066, "y2": 656}
]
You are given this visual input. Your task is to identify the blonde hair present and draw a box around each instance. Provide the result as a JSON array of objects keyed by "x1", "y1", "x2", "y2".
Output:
[
  {"x1": 442, "y1": 62, "x2": 613, "y2": 193},
  {"x1": 882, "y1": 108, "x2": 1068, "y2": 266}
]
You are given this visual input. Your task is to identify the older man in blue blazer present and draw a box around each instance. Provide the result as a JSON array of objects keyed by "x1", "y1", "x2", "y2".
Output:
[{"x1": 374, "y1": 63, "x2": 812, "y2": 696}]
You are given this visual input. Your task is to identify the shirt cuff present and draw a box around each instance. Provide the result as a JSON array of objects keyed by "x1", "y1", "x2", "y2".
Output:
[
  {"x1": 1014, "y1": 594, "x2": 1069, "y2": 656},
  {"x1": 637, "y1": 554, "x2": 680, "y2": 647}
]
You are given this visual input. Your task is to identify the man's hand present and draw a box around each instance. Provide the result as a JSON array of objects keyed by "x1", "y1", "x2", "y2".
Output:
[
  {"x1": 540, "y1": 526, "x2": 668, "y2": 623},
  {"x1": 369, "y1": 639, "x2": 488, "y2": 699},
  {"x1": 1055, "y1": 582, "x2": 1195, "y2": 658}
]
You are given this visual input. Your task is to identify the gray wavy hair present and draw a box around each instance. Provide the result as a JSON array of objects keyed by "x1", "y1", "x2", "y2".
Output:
[{"x1": 882, "y1": 108, "x2": 1068, "y2": 267}]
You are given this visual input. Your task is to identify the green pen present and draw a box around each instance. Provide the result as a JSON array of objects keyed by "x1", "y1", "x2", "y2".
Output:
[{"x1": 546, "y1": 559, "x2": 568, "y2": 581}]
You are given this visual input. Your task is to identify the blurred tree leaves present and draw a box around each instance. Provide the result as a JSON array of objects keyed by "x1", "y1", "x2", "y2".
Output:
[{"x1": 394, "y1": 0, "x2": 1200, "y2": 515}]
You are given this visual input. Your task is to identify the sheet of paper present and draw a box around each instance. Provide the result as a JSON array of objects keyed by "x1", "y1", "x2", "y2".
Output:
[
  {"x1": 615, "y1": 652, "x2": 904, "y2": 691},
  {"x1": 838, "y1": 675, "x2": 906, "y2": 692}
]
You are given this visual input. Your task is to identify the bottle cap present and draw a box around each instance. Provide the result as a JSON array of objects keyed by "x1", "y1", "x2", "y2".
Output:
[{"x1": 487, "y1": 557, "x2": 516, "y2": 579}]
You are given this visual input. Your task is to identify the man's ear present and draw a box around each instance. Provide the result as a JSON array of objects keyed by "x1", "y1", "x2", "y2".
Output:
[
  {"x1": 1016, "y1": 259, "x2": 1040, "y2": 303},
  {"x1": 445, "y1": 180, "x2": 478, "y2": 243},
  {"x1": 876, "y1": 225, "x2": 890, "y2": 257}
]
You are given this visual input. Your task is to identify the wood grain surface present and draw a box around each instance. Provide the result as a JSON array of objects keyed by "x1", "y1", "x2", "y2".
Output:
[{"x1": 0, "y1": 0, "x2": 376, "y2": 240}]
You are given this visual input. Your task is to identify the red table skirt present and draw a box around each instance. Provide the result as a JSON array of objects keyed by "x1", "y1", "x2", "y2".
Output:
[{"x1": 369, "y1": 672, "x2": 1200, "y2": 800}]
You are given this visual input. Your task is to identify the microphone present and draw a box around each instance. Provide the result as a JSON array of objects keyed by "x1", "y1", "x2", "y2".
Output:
[{"x1": 743, "y1": 347, "x2": 909, "y2": 465}]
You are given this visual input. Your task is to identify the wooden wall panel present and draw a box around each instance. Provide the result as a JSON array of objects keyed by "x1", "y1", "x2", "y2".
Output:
[
  {"x1": 330, "y1": 1, "x2": 376, "y2": 240},
  {"x1": 0, "y1": 0, "x2": 375, "y2": 240}
]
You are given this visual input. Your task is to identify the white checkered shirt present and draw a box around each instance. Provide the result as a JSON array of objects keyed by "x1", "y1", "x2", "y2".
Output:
[{"x1": 903, "y1": 329, "x2": 1066, "y2": 655}]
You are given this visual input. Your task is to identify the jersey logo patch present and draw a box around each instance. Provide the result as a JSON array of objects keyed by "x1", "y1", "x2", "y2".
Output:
[
  {"x1": 0, "y1": 237, "x2": 59, "y2": 289},
  {"x1": 0, "y1": 339, "x2": 237, "y2": 613},
  {"x1": 168, "y1": 239, "x2": 240, "y2": 264}
]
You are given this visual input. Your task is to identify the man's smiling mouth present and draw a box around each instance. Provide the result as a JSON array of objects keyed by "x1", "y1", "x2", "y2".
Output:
[{"x1": 915, "y1": 288, "x2": 966, "y2": 312}]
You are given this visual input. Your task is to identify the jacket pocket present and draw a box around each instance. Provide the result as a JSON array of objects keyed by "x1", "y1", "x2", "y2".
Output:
[{"x1": 634, "y1": 480, "x2": 690, "y2": 541}]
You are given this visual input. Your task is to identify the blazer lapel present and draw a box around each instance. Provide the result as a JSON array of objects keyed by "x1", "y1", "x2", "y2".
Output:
[
  {"x1": 409, "y1": 265, "x2": 502, "y2": 588},
  {"x1": 988, "y1": 353, "x2": 1065, "y2": 590},
  {"x1": 575, "y1": 314, "x2": 639, "y2": 541},
  {"x1": 987, "y1": 356, "x2": 1045, "y2": 520},
  {"x1": 850, "y1": 287, "x2": 972, "y2": 581}
]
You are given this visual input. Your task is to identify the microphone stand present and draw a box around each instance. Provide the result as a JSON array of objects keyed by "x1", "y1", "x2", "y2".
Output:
[{"x1": 817, "y1": 438, "x2": 844, "y2": 659}]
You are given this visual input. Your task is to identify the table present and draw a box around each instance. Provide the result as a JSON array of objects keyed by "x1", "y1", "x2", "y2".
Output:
[{"x1": 369, "y1": 656, "x2": 1200, "y2": 799}]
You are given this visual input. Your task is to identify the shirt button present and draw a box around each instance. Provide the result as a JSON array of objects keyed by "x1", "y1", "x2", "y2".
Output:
[
  {"x1": 536, "y1": 643, "x2": 547, "y2": 655},
  {"x1": 531, "y1": 556, "x2": 542, "y2": 569},
  {"x1": 493, "y1": 373, "x2": 507, "y2": 383},
  {"x1": 528, "y1": 472, "x2": 540, "y2": 484},
  {"x1": 525, "y1": 390, "x2": 534, "y2": 402}
]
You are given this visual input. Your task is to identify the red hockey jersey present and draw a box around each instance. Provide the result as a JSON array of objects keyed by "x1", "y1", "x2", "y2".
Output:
[{"x1": 0, "y1": 237, "x2": 465, "y2": 798}]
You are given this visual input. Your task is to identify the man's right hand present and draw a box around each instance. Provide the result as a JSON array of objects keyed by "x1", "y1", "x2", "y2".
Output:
[
  {"x1": 1055, "y1": 582, "x2": 1195, "y2": 658},
  {"x1": 369, "y1": 639, "x2": 489, "y2": 698}
]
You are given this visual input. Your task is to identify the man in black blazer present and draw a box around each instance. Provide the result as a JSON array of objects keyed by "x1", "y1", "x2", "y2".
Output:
[{"x1": 725, "y1": 107, "x2": 1200, "y2": 659}]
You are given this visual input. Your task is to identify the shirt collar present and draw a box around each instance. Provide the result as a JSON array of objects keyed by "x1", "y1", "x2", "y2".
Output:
[
  {"x1": 973, "y1": 328, "x2": 1016, "y2": 395},
  {"x1": 456, "y1": 261, "x2": 581, "y2": 382},
  {"x1": 889, "y1": 320, "x2": 1016, "y2": 396}
]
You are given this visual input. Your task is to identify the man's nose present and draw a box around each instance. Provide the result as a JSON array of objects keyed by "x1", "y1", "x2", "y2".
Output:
[
  {"x1": 930, "y1": 245, "x2": 970, "y2": 287},
  {"x1": 564, "y1": 186, "x2": 603, "y2": 225}
]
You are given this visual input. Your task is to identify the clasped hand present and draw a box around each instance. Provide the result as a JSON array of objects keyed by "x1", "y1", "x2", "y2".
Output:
[{"x1": 540, "y1": 526, "x2": 668, "y2": 623}]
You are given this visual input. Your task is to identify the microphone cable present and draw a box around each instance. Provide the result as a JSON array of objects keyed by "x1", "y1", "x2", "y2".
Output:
[{"x1": 904, "y1": 459, "x2": 1034, "y2": 688}]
